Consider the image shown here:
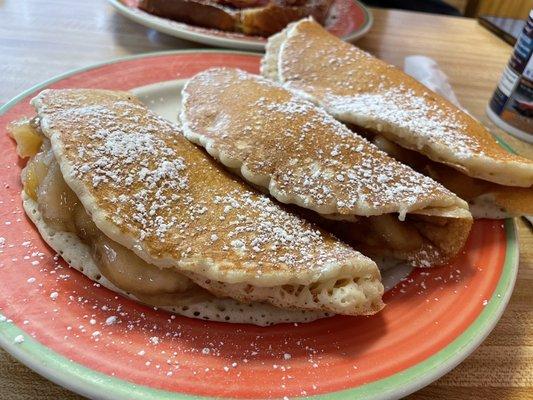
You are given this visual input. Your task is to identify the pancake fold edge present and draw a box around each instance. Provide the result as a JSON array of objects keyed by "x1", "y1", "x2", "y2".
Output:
[{"x1": 180, "y1": 68, "x2": 473, "y2": 270}]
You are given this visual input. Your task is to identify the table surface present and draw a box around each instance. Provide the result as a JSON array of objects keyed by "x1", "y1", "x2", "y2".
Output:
[{"x1": 1, "y1": 1, "x2": 532, "y2": 399}]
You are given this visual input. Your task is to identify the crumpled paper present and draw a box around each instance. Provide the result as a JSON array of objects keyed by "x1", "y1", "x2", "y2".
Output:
[
  {"x1": 403, "y1": 55, "x2": 462, "y2": 107},
  {"x1": 403, "y1": 55, "x2": 532, "y2": 225}
]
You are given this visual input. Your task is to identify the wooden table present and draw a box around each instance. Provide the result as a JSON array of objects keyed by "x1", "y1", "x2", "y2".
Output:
[{"x1": 1, "y1": 1, "x2": 532, "y2": 399}]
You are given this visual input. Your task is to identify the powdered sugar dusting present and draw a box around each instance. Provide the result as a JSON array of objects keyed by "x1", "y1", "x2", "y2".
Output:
[
  {"x1": 325, "y1": 87, "x2": 481, "y2": 159},
  {"x1": 212, "y1": 191, "x2": 327, "y2": 268},
  {"x1": 182, "y1": 69, "x2": 459, "y2": 217}
]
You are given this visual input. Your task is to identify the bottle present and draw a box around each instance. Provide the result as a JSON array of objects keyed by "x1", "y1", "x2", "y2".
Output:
[{"x1": 487, "y1": 9, "x2": 533, "y2": 143}]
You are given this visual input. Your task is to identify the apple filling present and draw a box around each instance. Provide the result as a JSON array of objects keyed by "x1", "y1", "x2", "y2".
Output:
[
  {"x1": 310, "y1": 208, "x2": 469, "y2": 269},
  {"x1": 10, "y1": 120, "x2": 195, "y2": 300}
]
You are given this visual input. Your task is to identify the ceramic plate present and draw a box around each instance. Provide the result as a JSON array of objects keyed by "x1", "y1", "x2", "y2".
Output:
[
  {"x1": 107, "y1": 0, "x2": 373, "y2": 51},
  {"x1": 0, "y1": 51, "x2": 519, "y2": 400}
]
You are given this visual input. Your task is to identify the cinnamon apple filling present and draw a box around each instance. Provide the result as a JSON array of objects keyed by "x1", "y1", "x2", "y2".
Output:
[
  {"x1": 10, "y1": 120, "x2": 195, "y2": 300},
  {"x1": 309, "y1": 208, "x2": 469, "y2": 269}
]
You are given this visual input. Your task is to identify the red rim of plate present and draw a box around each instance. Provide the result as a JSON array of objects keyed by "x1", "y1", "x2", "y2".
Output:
[
  {"x1": 0, "y1": 50, "x2": 519, "y2": 400},
  {"x1": 107, "y1": 0, "x2": 373, "y2": 50}
]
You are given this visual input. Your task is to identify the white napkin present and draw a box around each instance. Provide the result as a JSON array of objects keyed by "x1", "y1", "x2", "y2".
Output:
[
  {"x1": 403, "y1": 55, "x2": 463, "y2": 108},
  {"x1": 403, "y1": 55, "x2": 533, "y2": 226}
]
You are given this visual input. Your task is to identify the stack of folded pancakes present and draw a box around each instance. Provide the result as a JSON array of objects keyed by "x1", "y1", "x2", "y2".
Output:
[{"x1": 9, "y1": 19, "x2": 533, "y2": 326}]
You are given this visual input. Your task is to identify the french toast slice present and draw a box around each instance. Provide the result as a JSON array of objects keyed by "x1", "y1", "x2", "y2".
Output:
[
  {"x1": 239, "y1": 0, "x2": 332, "y2": 36},
  {"x1": 140, "y1": 0, "x2": 238, "y2": 32},
  {"x1": 139, "y1": 0, "x2": 332, "y2": 36}
]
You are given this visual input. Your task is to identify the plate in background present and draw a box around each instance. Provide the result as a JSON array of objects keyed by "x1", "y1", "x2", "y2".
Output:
[{"x1": 107, "y1": 0, "x2": 373, "y2": 51}]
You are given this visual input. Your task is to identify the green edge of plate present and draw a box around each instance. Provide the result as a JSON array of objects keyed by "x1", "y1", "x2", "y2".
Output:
[{"x1": 0, "y1": 50, "x2": 520, "y2": 400}]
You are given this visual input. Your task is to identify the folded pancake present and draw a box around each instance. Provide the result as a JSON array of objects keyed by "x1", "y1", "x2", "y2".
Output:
[
  {"x1": 262, "y1": 18, "x2": 533, "y2": 218},
  {"x1": 180, "y1": 68, "x2": 473, "y2": 269},
  {"x1": 9, "y1": 89, "x2": 385, "y2": 325}
]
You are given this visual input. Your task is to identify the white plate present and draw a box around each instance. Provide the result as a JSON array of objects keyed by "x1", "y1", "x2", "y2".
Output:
[{"x1": 107, "y1": 0, "x2": 373, "y2": 51}]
